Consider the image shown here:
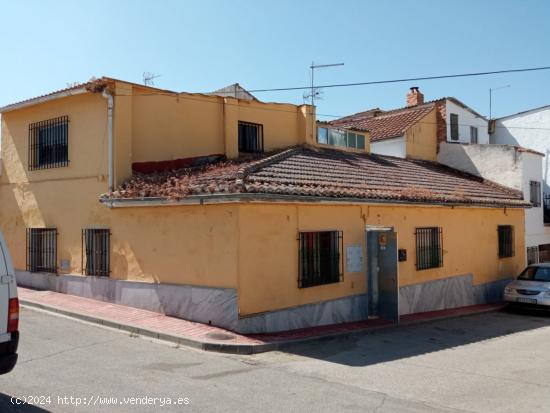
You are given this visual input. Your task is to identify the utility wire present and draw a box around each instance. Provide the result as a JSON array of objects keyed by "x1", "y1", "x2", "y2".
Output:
[
  {"x1": 105, "y1": 65, "x2": 550, "y2": 98},
  {"x1": 110, "y1": 92, "x2": 550, "y2": 131},
  {"x1": 243, "y1": 66, "x2": 550, "y2": 93}
]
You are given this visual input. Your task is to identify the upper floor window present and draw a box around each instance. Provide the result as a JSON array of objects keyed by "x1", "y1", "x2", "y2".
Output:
[
  {"x1": 450, "y1": 114, "x2": 459, "y2": 141},
  {"x1": 28, "y1": 116, "x2": 69, "y2": 170},
  {"x1": 317, "y1": 127, "x2": 365, "y2": 150},
  {"x1": 470, "y1": 126, "x2": 478, "y2": 144},
  {"x1": 530, "y1": 180, "x2": 541, "y2": 207},
  {"x1": 238, "y1": 121, "x2": 263, "y2": 153}
]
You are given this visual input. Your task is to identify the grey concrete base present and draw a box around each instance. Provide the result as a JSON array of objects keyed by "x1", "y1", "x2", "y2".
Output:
[
  {"x1": 235, "y1": 294, "x2": 368, "y2": 334},
  {"x1": 15, "y1": 271, "x2": 368, "y2": 333},
  {"x1": 399, "y1": 273, "x2": 512, "y2": 316},
  {"x1": 16, "y1": 271, "x2": 239, "y2": 330},
  {"x1": 17, "y1": 270, "x2": 510, "y2": 333}
]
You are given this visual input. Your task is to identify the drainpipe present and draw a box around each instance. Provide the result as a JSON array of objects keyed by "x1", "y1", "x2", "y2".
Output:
[{"x1": 102, "y1": 89, "x2": 114, "y2": 192}]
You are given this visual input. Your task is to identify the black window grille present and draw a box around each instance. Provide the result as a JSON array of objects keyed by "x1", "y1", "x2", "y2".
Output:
[
  {"x1": 530, "y1": 181, "x2": 541, "y2": 207},
  {"x1": 415, "y1": 227, "x2": 443, "y2": 270},
  {"x1": 298, "y1": 231, "x2": 343, "y2": 288},
  {"x1": 82, "y1": 229, "x2": 110, "y2": 276},
  {"x1": 28, "y1": 116, "x2": 69, "y2": 170},
  {"x1": 26, "y1": 228, "x2": 57, "y2": 273},
  {"x1": 498, "y1": 225, "x2": 514, "y2": 258},
  {"x1": 238, "y1": 121, "x2": 263, "y2": 153},
  {"x1": 527, "y1": 246, "x2": 539, "y2": 265},
  {"x1": 450, "y1": 113, "x2": 459, "y2": 140}
]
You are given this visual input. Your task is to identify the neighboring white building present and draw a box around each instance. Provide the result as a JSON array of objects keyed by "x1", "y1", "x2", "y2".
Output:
[
  {"x1": 438, "y1": 142, "x2": 549, "y2": 264},
  {"x1": 489, "y1": 104, "x2": 550, "y2": 262},
  {"x1": 329, "y1": 87, "x2": 489, "y2": 160},
  {"x1": 445, "y1": 98, "x2": 489, "y2": 145},
  {"x1": 491, "y1": 105, "x2": 550, "y2": 192}
]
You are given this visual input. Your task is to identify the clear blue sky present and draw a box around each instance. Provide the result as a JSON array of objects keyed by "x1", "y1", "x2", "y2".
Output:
[{"x1": 1, "y1": 0, "x2": 549, "y2": 119}]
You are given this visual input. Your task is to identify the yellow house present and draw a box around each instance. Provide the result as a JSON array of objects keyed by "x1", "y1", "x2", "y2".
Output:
[{"x1": 0, "y1": 77, "x2": 528, "y2": 333}]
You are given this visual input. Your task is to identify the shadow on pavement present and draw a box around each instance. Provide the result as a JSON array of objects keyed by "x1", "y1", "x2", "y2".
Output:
[
  {"x1": 0, "y1": 394, "x2": 52, "y2": 413},
  {"x1": 283, "y1": 306, "x2": 550, "y2": 367}
]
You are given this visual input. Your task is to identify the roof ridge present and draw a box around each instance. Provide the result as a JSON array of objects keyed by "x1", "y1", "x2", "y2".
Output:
[{"x1": 235, "y1": 146, "x2": 302, "y2": 185}]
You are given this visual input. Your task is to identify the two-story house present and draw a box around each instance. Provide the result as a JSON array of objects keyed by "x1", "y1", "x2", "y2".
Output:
[
  {"x1": 0, "y1": 77, "x2": 527, "y2": 333},
  {"x1": 329, "y1": 87, "x2": 489, "y2": 161},
  {"x1": 332, "y1": 87, "x2": 546, "y2": 267},
  {"x1": 489, "y1": 105, "x2": 550, "y2": 261}
]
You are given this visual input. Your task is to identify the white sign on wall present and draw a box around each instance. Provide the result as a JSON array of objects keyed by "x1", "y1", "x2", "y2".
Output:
[{"x1": 346, "y1": 245, "x2": 364, "y2": 273}]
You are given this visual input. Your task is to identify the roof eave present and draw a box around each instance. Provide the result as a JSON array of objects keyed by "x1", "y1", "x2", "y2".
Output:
[
  {"x1": 0, "y1": 87, "x2": 89, "y2": 113},
  {"x1": 100, "y1": 193, "x2": 529, "y2": 209}
]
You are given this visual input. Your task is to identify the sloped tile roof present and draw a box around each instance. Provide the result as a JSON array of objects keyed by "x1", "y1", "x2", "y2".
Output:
[
  {"x1": 329, "y1": 105, "x2": 435, "y2": 141},
  {"x1": 104, "y1": 146, "x2": 527, "y2": 208}
]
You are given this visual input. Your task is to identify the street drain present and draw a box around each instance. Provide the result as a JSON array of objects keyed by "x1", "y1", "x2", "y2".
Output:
[{"x1": 206, "y1": 332, "x2": 236, "y2": 341}]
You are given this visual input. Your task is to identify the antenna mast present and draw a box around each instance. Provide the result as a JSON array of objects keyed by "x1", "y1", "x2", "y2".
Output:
[
  {"x1": 143, "y1": 72, "x2": 161, "y2": 86},
  {"x1": 305, "y1": 62, "x2": 344, "y2": 141}
]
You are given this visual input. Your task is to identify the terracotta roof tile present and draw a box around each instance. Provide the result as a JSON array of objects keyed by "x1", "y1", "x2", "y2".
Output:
[
  {"x1": 329, "y1": 105, "x2": 435, "y2": 141},
  {"x1": 104, "y1": 146, "x2": 527, "y2": 208}
]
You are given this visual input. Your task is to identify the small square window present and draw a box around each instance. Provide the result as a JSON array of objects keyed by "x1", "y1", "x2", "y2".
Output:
[
  {"x1": 450, "y1": 114, "x2": 459, "y2": 141},
  {"x1": 530, "y1": 181, "x2": 541, "y2": 207},
  {"x1": 328, "y1": 129, "x2": 346, "y2": 147},
  {"x1": 470, "y1": 126, "x2": 478, "y2": 144},
  {"x1": 347, "y1": 132, "x2": 357, "y2": 148},
  {"x1": 238, "y1": 121, "x2": 263, "y2": 153},
  {"x1": 317, "y1": 127, "x2": 328, "y2": 144},
  {"x1": 356, "y1": 135, "x2": 365, "y2": 149}
]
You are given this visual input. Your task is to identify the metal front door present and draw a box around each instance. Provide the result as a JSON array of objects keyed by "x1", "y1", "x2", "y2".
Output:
[{"x1": 366, "y1": 229, "x2": 399, "y2": 323}]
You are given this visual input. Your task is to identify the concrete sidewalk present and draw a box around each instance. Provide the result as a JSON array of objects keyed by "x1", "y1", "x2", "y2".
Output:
[{"x1": 18, "y1": 287, "x2": 505, "y2": 354}]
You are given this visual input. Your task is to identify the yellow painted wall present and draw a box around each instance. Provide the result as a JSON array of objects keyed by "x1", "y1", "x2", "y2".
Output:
[
  {"x1": 237, "y1": 203, "x2": 525, "y2": 316},
  {"x1": 129, "y1": 86, "x2": 313, "y2": 176},
  {"x1": 0, "y1": 93, "x2": 239, "y2": 288},
  {"x1": 405, "y1": 108, "x2": 438, "y2": 161},
  {"x1": 107, "y1": 205, "x2": 239, "y2": 287}
]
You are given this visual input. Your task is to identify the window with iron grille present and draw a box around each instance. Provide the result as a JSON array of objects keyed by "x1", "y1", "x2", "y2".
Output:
[
  {"x1": 450, "y1": 114, "x2": 459, "y2": 140},
  {"x1": 498, "y1": 225, "x2": 514, "y2": 258},
  {"x1": 298, "y1": 231, "x2": 343, "y2": 288},
  {"x1": 26, "y1": 228, "x2": 57, "y2": 273},
  {"x1": 470, "y1": 126, "x2": 478, "y2": 144},
  {"x1": 238, "y1": 121, "x2": 263, "y2": 153},
  {"x1": 415, "y1": 227, "x2": 443, "y2": 270},
  {"x1": 527, "y1": 246, "x2": 539, "y2": 265},
  {"x1": 530, "y1": 181, "x2": 541, "y2": 207},
  {"x1": 28, "y1": 116, "x2": 69, "y2": 170},
  {"x1": 82, "y1": 229, "x2": 110, "y2": 276}
]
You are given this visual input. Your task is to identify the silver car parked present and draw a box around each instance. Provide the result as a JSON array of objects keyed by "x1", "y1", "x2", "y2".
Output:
[{"x1": 504, "y1": 263, "x2": 550, "y2": 307}]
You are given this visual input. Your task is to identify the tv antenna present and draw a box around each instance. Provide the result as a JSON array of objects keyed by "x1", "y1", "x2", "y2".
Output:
[
  {"x1": 304, "y1": 62, "x2": 344, "y2": 139},
  {"x1": 489, "y1": 84, "x2": 511, "y2": 119},
  {"x1": 143, "y1": 72, "x2": 161, "y2": 86}
]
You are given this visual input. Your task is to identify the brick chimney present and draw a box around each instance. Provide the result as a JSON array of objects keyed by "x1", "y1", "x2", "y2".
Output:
[{"x1": 406, "y1": 86, "x2": 424, "y2": 107}]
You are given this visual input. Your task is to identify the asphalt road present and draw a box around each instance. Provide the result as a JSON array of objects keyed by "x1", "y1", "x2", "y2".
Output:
[{"x1": 1, "y1": 306, "x2": 550, "y2": 413}]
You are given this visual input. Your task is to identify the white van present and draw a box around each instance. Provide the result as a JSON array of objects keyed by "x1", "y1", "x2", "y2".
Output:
[{"x1": 0, "y1": 232, "x2": 18, "y2": 374}]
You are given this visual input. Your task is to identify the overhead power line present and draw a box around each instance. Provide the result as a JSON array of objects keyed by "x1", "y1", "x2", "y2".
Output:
[{"x1": 241, "y1": 65, "x2": 550, "y2": 93}]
